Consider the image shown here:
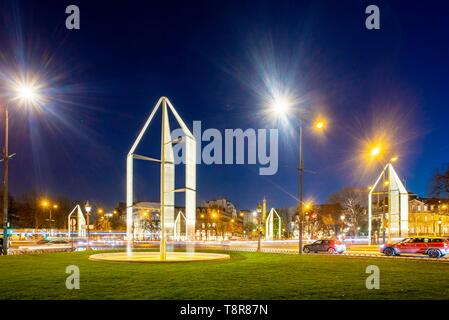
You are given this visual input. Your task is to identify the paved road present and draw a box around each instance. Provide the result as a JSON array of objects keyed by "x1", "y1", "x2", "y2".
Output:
[{"x1": 9, "y1": 239, "x2": 449, "y2": 261}]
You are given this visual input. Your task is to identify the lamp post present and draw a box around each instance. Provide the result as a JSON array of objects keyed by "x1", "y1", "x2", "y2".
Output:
[
  {"x1": 298, "y1": 125, "x2": 304, "y2": 254},
  {"x1": 2, "y1": 82, "x2": 42, "y2": 255},
  {"x1": 2, "y1": 103, "x2": 10, "y2": 255},
  {"x1": 256, "y1": 204, "x2": 262, "y2": 252},
  {"x1": 42, "y1": 201, "x2": 58, "y2": 237},
  {"x1": 84, "y1": 201, "x2": 92, "y2": 249},
  {"x1": 269, "y1": 96, "x2": 326, "y2": 254},
  {"x1": 211, "y1": 210, "x2": 218, "y2": 240}
]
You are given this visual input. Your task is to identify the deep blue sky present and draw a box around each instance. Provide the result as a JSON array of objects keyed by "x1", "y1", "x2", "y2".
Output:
[{"x1": 0, "y1": 0, "x2": 448, "y2": 210}]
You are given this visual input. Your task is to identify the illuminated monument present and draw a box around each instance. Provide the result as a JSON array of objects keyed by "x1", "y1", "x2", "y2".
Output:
[
  {"x1": 368, "y1": 163, "x2": 408, "y2": 244},
  {"x1": 126, "y1": 96, "x2": 196, "y2": 259},
  {"x1": 265, "y1": 208, "x2": 282, "y2": 240},
  {"x1": 67, "y1": 205, "x2": 86, "y2": 237},
  {"x1": 90, "y1": 96, "x2": 230, "y2": 263}
]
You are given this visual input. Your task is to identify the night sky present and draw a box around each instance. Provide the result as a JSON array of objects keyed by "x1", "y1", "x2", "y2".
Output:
[{"x1": 0, "y1": 0, "x2": 448, "y2": 210}]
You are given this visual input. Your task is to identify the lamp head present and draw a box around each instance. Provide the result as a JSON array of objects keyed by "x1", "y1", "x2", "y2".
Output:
[
  {"x1": 12, "y1": 80, "x2": 44, "y2": 107},
  {"x1": 84, "y1": 201, "x2": 92, "y2": 213}
]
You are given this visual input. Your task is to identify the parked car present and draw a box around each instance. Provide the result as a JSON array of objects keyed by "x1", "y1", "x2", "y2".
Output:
[
  {"x1": 303, "y1": 239, "x2": 346, "y2": 254},
  {"x1": 380, "y1": 237, "x2": 449, "y2": 258}
]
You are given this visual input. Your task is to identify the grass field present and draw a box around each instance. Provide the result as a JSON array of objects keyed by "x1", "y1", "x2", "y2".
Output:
[{"x1": 0, "y1": 250, "x2": 448, "y2": 300}]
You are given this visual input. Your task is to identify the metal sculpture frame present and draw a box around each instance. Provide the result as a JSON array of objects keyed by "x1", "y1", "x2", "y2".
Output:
[
  {"x1": 126, "y1": 97, "x2": 196, "y2": 260},
  {"x1": 174, "y1": 210, "x2": 186, "y2": 241},
  {"x1": 368, "y1": 163, "x2": 408, "y2": 244},
  {"x1": 67, "y1": 204, "x2": 86, "y2": 237},
  {"x1": 265, "y1": 208, "x2": 282, "y2": 240}
]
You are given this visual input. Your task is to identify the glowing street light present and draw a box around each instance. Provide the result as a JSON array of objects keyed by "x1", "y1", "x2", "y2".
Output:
[
  {"x1": 14, "y1": 84, "x2": 41, "y2": 106},
  {"x1": 270, "y1": 95, "x2": 292, "y2": 116},
  {"x1": 313, "y1": 117, "x2": 327, "y2": 131},
  {"x1": 370, "y1": 145, "x2": 381, "y2": 158},
  {"x1": 315, "y1": 121, "x2": 324, "y2": 129},
  {"x1": 304, "y1": 202, "x2": 313, "y2": 210}
]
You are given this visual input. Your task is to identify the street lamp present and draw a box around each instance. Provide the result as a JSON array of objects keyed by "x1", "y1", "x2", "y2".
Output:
[
  {"x1": 84, "y1": 201, "x2": 92, "y2": 249},
  {"x1": 41, "y1": 200, "x2": 58, "y2": 237},
  {"x1": 2, "y1": 81, "x2": 43, "y2": 255},
  {"x1": 256, "y1": 204, "x2": 262, "y2": 252},
  {"x1": 270, "y1": 95, "x2": 326, "y2": 255}
]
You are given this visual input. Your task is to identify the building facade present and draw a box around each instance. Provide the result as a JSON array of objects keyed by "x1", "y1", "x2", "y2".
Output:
[
  {"x1": 408, "y1": 197, "x2": 449, "y2": 236},
  {"x1": 196, "y1": 198, "x2": 241, "y2": 240}
]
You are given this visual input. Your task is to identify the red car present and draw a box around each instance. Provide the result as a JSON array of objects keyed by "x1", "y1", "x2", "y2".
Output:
[{"x1": 380, "y1": 237, "x2": 449, "y2": 258}]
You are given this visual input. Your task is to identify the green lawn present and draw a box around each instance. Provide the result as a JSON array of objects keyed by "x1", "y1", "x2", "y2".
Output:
[{"x1": 0, "y1": 250, "x2": 448, "y2": 299}]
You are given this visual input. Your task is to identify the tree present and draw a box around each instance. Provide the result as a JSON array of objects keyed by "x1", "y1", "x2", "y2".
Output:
[
  {"x1": 110, "y1": 202, "x2": 126, "y2": 230},
  {"x1": 140, "y1": 216, "x2": 158, "y2": 240},
  {"x1": 328, "y1": 187, "x2": 367, "y2": 236},
  {"x1": 244, "y1": 221, "x2": 257, "y2": 238},
  {"x1": 0, "y1": 186, "x2": 18, "y2": 227},
  {"x1": 14, "y1": 192, "x2": 41, "y2": 228},
  {"x1": 431, "y1": 164, "x2": 449, "y2": 198},
  {"x1": 95, "y1": 212, "x2": 111, "y2": 231},
  {"x1": 53, "y1": 196, "x2": 79, "y2": 229},
  {"x1": 318, "y1": 203, "x2": 342, "y2": 237}
]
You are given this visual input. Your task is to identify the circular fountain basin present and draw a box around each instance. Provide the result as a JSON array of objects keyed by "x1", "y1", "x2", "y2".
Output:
[{"x1": 89, "y1": 251, "x2": 230, "y2": 263}]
